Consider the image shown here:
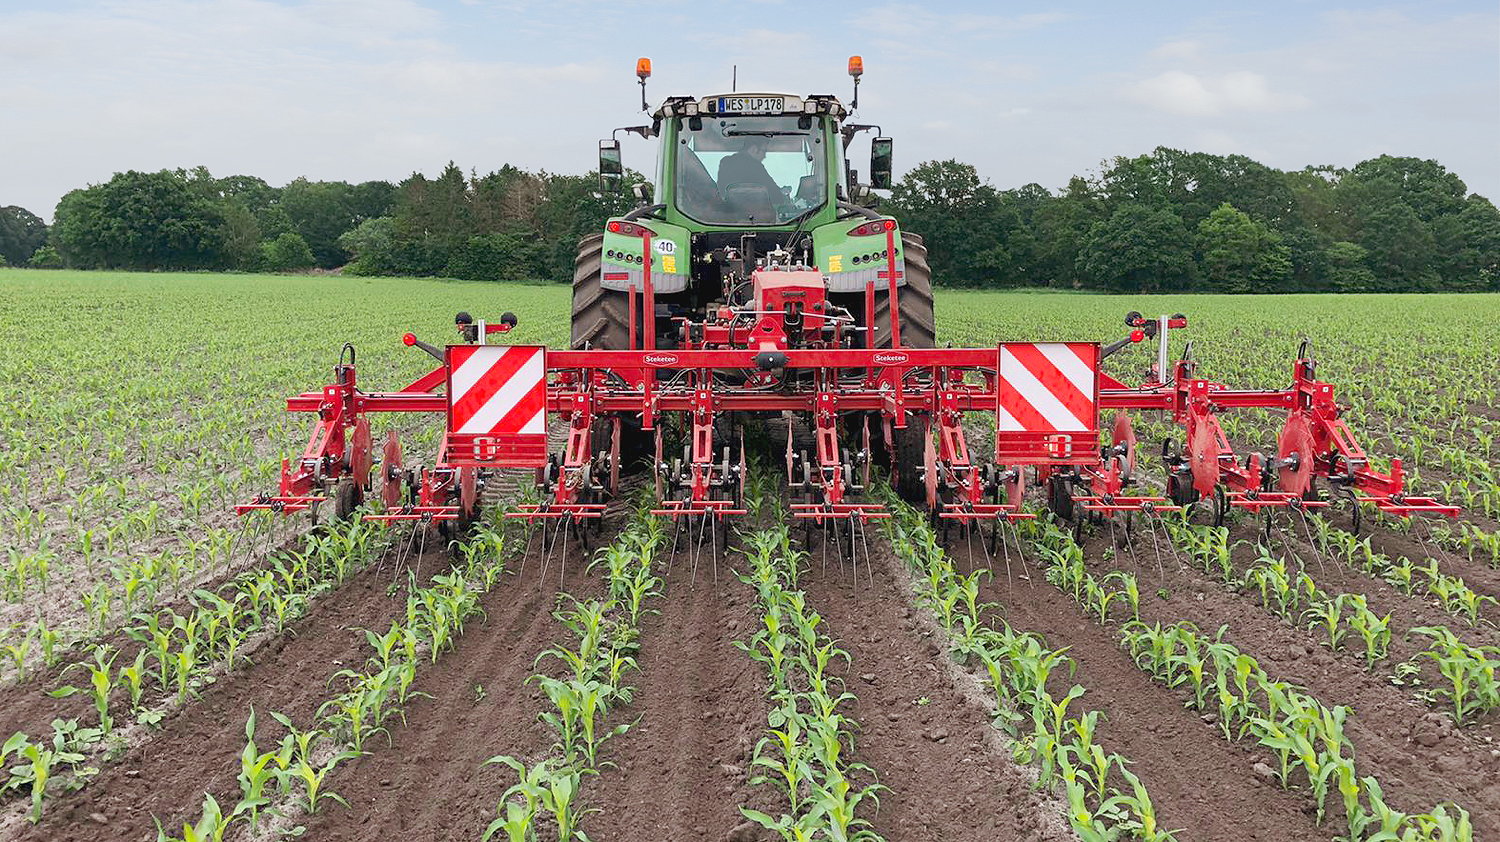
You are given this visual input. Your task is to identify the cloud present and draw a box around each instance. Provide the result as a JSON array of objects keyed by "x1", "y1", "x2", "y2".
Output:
[
  {"x1": 1126, "y1": 70, "x2": 1310, "y2": 116},
  {"x1": 1149, "y1": 39, "x2": 1204, "y2": 61}
]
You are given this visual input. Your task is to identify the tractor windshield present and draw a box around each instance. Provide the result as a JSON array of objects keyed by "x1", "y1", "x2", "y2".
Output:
[{"x1": 674, "y1": 115, "x2": 827, "y2": 226}]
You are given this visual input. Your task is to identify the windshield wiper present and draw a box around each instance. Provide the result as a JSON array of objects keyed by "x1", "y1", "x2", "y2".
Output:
[{"x1": 724, "y1": 130, "x2": 809, "y2": 137}]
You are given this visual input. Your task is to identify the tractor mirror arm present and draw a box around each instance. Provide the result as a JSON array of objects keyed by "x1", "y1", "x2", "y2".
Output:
[
  {"x1": 613, "y1": 125, "x2": 656, "y2": 141},
  {"x1": 840, "y1": 123, "x2": 881, "y2": 149}
]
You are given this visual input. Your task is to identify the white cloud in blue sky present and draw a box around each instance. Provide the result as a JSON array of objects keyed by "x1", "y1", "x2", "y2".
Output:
[{"x1": 1, "y1": 0, "x2": 1495, "y2": 219}]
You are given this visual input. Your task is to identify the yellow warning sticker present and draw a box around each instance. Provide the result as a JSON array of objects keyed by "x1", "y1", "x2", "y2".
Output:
[
  {"x1": 828, "y1": 254, "x2": 842, "y2": 272},
  {"x1": 663, "y1": 254, "x2": 677, "y2": 274}
]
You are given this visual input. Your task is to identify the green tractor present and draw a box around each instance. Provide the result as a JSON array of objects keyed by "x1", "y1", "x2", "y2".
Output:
[{"x1": 573, "y1": 56, "x2": 933, "y2": 356}]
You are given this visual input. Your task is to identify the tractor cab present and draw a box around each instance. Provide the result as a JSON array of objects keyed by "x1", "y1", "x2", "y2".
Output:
[{"x1": 590, "y1": 58, "x2": 918, "y2": 348}]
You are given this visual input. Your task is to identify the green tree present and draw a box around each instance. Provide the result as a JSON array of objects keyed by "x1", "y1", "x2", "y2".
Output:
[
  {"x1": 27, "y1": 245, "x2": 64, "y2": 268},
  {"x1": 1357, "y1": 202, "x2": 1438, "y2": 290},
  {"x1": 1430, "y1": 196, "x2": 1500, "y2": 290},
  {"x1": 280, "y1": 178, "x2": 396, "y2": 268},
  {"x1": 1076, "y1": 203, "x2": 1195, "y2": 292},
  {"x1": 1339, "y1": 155, "x2": 1467, "y2": 225},
  {"x1": 887, "y1": 159, "x2": 1006, "y2": 284},
  {"x1": 1323, "y1": 241, "x2": 1376, "y2": 291},
  {"x1": 259, "y1": 232, "x2": 316, "y2": 272},
  {"x1": 0, "y1": 205, "x2": 48, "y2": 266},
  {"x1": 52, "y1": 170, "x2": 228, "y2": 269},
  {"x1": 1195, "y1": 202, "x2": 1292, "y2": 292},
  {"x1": 338, "y1": 217, "x2": 399, "y2": 275}
]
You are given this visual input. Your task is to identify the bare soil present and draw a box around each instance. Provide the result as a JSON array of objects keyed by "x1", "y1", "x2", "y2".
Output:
[
  {"x1": 798, "y1": 546, "x2": 1071, "y2": 842},
  {"x1": 581, "y1": 550, "x2": 775, "y2": 841}
]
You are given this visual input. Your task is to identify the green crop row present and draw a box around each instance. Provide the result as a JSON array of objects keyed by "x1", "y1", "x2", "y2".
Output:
[
  {"x1": 1307, "y1": 517, "x2": 1495, "y2": 626},
  {"x1": 0, "y1": 514, "x2": 392, "y2": 823},
  {"x1": 158, "y1": 520, "x2": 510, "y2": 841},
  {"x1": 483, "y1": 502, "x2": 665, "y2": 842},
  {"x1": 1027, "y1": 517, "x2": 1473, "y2": 842},
  {"x1": 879, "y1": 497, "x2": 1173, "y2": 841},
  {"x1": 736, "y1": 522, "x2": 886, "y2": 841},
  {"x1": 1163, "y1": 519, "x2": 1395, "y2": 668},
  {"x1": 1393, "y1": 627, "x2": 1500, "y2": 725}
]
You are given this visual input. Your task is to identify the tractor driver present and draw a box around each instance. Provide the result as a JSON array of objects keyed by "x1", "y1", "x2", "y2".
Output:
[{"x1": 717, "y1": 135, "x2": 784, "y2": 216}]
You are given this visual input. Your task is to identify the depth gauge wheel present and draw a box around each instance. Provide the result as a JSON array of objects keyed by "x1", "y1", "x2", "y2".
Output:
[
  {"x1": 333, "y1": 478, "x2": 361, "y2": 521},
  {"x1": 1046, "y1": 474, "x2": 1076, "y2": 522}
]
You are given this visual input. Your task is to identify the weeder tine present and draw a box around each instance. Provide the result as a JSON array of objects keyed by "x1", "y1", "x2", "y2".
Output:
[
  {"x1": 519, "y1": 518, "x2": 537, "y2": 579},
  {"x1": 710, "y1": 513, "x2": 719, "y2": 585},
  {"x1": 668, "y1": 512, "x2": 683, "y2": 576}
]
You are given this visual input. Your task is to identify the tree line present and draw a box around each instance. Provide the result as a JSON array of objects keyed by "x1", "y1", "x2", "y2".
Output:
[
  {"x1": 888, "y1": 151, "x2": 1500, "y2": 292},
  {"x1": 2, "y1": 148, "x2": 1495, "y2": 292}
]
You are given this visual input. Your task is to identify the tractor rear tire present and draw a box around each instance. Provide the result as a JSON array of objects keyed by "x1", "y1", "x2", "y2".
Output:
[
  {"x1": 570, "y1": 233, "x2": 649, "y2": 470},
  {"x1": 872, "y1": 232, "x2": 936, "y2": 351},
  {"x1": 886, "y1": 233, "x2": 936, "y2": 504},
  {"x1": 571, "y1": 233, "x2": 631, "y2": 350}
]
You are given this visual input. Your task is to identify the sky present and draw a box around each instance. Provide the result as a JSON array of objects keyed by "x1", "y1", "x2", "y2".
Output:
[{"x1": 1, "y1": 0, "x2": 1496, "y2": 221}]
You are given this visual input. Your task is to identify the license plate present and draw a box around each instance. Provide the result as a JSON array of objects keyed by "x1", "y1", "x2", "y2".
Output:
[{"x1": 718, "y1": 96, "x2": 784, "y2": 114}]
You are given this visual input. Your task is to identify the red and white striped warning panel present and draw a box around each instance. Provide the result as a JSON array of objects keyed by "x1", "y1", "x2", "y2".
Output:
[
  {"x1": 446, "y1": 345, "x2": 548, "y2": 467},
  {"x1": 996, "y1": 341, "x2": 1100, "y2": 464}
]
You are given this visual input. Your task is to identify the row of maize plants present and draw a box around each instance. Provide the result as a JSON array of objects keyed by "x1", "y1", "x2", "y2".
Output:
[
  {"x1": 1163, "y1": 518, "x2": 1396, "y2": 669},
  {"x1": 881, "y1": 497, "x2": 1173, "y2": 841},
  {"x1": 158, "y1": 520, "x2": 510, "y2": 841},
  {"x1": 735, "y1": 519, "x2": 886, "y2": 841},
  {"x1": 1429, "y1": 522, "x2": 1500, "y2": 571},
  {"x1": 1028, "y1": 517, "x2": 1474, "y2": 841},
  {"x1": 1166, "y1": 517, "x2": 1499, "y2": 721},
  {"x1": 0, "y1": 514, "x2": 392, "y2": 823},
  {"x1": 1306, "y1": 517, "x2": 1495, "y2": 627},
  {"x1": 483, "y1": 501, "x2": 665, "y2": 842},
  {"x1": 2, "y1": 521, "x2": 249, "y2": 682}
]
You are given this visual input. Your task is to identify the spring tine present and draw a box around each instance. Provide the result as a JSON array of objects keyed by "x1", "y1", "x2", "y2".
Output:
[
  {"x1": 668, "y1": 510, "x2": 683, "y2": 576},
  {"x1": 859, "y1": 516, "x2": 873, "y2": 588},
  {"x1": 413, "y1": 523, "x2": 427, "y2": 583},
  {"x1": 519, "y1": 518, "x2": 535, "y2": 579},
  {"x1": 1006, "y1": 519, "x2": 1033, "y2": 587},
  {"x1": 995, "y1": 519, "x2": 1014, "y2": 588},
  {"x1": 556, "y1": 515, "x2": 570, "y2": 589},
  {"x1": 821, "y1": 517, "x2": 829, "y2": 579},
  {"x1": 1144, "y1": 515, "x2": 1166, "y2": 580},
  {"x1": 1298, "y1": 511, "x2": 1329, "y2": 577},
  {"x1": 710, "y1": 513, "x2": 719, "y2": 585},
  {"x1": 689, "y1": 513, "x2": 702, "y2": 587}
]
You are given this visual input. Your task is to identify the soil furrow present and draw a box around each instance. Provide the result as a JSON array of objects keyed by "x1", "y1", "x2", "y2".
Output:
[
  {"x1": 1076, "y1": 529, "x2": 1500, "y2": 836},
  {"x1": 943, "y1": 540, "x2": 1333, "y2": 842},
  {"x1": 293, "y1": 557, "x2": 596, "y2": 842},
  {"x1": 582, "y1": 552, "x2": 773, "y2": 841},
  {"x1": 0, "y1": 547, "x2": 456, "y2": 842},
  {"x1": 799, "y1": 549, "x2": 1063, "y2": 842}
]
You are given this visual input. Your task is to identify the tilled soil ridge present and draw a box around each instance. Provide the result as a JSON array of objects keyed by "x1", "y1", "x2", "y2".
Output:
[
  {"x1": 798, "y1": 550, "x2": 1067, "y2": 842},
  {"x1": 582, "y1": 552, "x2": 775, "y2": 841},
  {"x1": 0, "y1": 547, "x2": 459, "y2": 842},
  {"x1": 944, "y1": 539, "x2": 1336, "y2": 842},
  {"x1": 293, "y1": 556, "x2": 598, "y2": 842}
]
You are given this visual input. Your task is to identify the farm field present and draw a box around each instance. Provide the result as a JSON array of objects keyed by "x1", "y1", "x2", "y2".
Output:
[{"x1": 0, "y1": 268, "x2": 1497, "y2": 842}]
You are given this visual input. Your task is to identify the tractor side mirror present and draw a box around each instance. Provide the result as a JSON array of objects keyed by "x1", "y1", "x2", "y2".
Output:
[
  {"x1": 869, "y1": 137, "x2": 893, "y2": 190},
  {"x1": 598, "y1": 140, "x2": 623, "y2": 192}
]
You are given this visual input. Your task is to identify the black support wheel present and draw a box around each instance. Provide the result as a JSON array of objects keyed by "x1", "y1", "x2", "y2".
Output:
[{"x1": 893, "y1": 422, "x2": 928, "y2": 505}]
